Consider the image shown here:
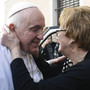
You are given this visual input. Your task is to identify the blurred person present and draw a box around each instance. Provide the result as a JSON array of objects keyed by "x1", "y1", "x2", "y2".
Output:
[
  {"x1": 0, "y1": 2, "x2": 66, "y2": 90},
  {"x1": 1, "y1": 6, "x2": 90, "y2": 90},
  {"x1": 39, "y1": 27, "x2": 57, "y2": 60},
  {"x1": 41, "y1": 36, "x2": 57, "y2": 60},
  {"x1": 40, "y1": 30, "x2": 62, "y2": 60}
]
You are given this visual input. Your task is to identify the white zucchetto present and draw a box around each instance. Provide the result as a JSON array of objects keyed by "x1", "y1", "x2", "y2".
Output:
[{"x1": 8, "y1": 2, "x2": 36, "y2": 18}]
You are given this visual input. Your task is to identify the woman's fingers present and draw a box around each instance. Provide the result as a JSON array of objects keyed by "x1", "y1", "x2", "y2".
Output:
[
  {"x1": 57, "y1": 56, "x2": 66, "y2": 62},
  {"x1": 1, "y1": 26, "x2": 20, "y2": 50}
]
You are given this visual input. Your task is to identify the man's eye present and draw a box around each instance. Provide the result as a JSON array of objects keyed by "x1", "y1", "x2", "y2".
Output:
[
  {"x1": 32, "y1": 28, "x2": 42, "y2": 32},
  {"x1": 32, "y1": 29, "x2": 38, "y2": 32},
  {"x1": 29, "y1": 28, "x2": 37, "y2": 32}
]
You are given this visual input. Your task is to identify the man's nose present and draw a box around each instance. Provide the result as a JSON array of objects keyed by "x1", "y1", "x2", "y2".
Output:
[{"x1": 37, "y1": 30, "x2": 43, "y2": 40}]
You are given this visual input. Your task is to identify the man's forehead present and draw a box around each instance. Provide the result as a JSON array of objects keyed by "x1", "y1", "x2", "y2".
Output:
[{"x1": 8, "y1": 2, "x2": 36, "y2": 18}]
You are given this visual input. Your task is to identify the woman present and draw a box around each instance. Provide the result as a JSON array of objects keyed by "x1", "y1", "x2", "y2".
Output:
[{"x1": 1, "y1": 6, "x2": 90, "y2": 90}]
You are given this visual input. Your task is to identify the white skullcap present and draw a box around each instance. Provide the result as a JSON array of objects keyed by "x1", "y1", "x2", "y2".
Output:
[{"x1": 8, "y1": 2, "x2": 36, "y2": 18}]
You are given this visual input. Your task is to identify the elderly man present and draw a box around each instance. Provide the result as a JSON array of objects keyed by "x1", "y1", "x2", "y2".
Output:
[
  {"x1": 0, "y1": 2, "x2": 65, "y2": 90},
  {"x1": 0, "y1": 2, "x2": 45, "y2": 90}
]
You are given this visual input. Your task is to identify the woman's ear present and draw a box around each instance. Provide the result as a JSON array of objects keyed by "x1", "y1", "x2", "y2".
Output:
[
  {"x1": 8, "y1": 24, "x2": 15, "y2": 32},
  {"x1": 69, "y1": 39, "x2": 75, "y2": 48},
  {"x1": 69, "y1": 39, "x2": 78, "y2": 52},
  {"x1": 69, "y1": 39, "x2": 75, "y2": 45}
]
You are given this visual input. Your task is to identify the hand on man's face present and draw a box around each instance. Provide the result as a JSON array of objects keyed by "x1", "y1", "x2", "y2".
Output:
[{"x1": 1, "y1": 27, "x2": 20, "y2": 50}]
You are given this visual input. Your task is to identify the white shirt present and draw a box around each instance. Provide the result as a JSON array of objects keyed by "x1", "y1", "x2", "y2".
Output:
[{"x1": 0, "y1": 41, "x2": 43, "y2": 90}]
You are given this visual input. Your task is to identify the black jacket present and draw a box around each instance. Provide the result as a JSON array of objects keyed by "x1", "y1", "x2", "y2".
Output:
[
  {"x1": 42, "y1": 42, "x2": 56, "y2": 60},
  {"x1": 33, "y1": 52, "x2": 65, "y2": 79},
  {"x1": 11, "y1": 51, "x2": 90, "y2": 90}
]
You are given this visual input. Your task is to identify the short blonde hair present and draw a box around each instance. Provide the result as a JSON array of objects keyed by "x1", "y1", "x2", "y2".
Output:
[{"x1": 59, "y1": 6, "x2": 90, "y2": 51}]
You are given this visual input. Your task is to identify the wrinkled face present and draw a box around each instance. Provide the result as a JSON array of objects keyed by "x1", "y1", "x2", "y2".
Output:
[
  {"x1": 15, "y1": 8, "x2": 45, "y2": 54},
  {"x1": 56, "y1": 29, "x2": 71, "y2": 55}
]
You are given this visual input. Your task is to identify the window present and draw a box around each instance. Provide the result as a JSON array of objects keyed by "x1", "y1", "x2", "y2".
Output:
[{"x1": 56, "y1": 0, "x2": 80, "y2": 25}]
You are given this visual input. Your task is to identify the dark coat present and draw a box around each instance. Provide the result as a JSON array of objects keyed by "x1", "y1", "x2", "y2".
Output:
[{"x1": 11, "y1": 51, "x2": 90, "y2": 90}]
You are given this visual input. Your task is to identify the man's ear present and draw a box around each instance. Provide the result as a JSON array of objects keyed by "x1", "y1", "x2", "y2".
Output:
[{"x1": 8, "y1": 24, "x2": 15, "y2": 32}]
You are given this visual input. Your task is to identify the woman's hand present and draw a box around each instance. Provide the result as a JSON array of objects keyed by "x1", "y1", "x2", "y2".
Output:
[
  {"x1": 47, "y1": 56, "x2": 66, "y2": 65},
  {"x1": 1, "y1": 27, "x2": 19, "y2": 50},
  {"x1": 1, "y1": 27, "x2": 22, "y2": 59}
]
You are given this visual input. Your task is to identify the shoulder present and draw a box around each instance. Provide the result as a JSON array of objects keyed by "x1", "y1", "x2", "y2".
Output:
[{"x1": 65, "y1": 59, "x2": 90, "y2": 77}]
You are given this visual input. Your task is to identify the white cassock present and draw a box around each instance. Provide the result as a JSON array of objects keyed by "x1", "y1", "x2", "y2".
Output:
[{"x1": 0, "y1": 40, "x2": 43, "y2": 90}]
